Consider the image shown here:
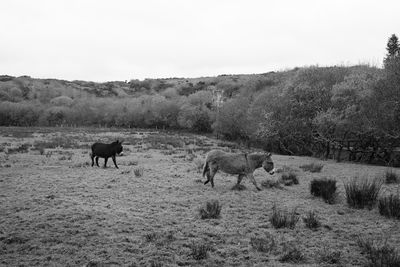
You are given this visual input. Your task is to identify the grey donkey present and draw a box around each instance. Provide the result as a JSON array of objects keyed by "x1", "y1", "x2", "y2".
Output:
[{"x1": 202, "y1": 149, "x2": 275, "y2": 190}]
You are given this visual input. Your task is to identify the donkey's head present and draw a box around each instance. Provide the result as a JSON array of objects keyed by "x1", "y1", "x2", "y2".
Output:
[
  {"x1": 262, "y1": 153, "x2": 275, "y2": 175},
  {"x1": 112, "y1": 140, "x2": 124, "y2": 155}
]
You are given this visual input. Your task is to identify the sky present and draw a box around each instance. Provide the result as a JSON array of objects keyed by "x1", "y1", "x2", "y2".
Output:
[{"x1": 0, "y1": 0, "x2": 399, "y2": 82}]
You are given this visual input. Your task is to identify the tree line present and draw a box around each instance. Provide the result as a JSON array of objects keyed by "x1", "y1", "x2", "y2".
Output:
[{"x1": 1, "y1": 34, "x2": 399, "y2": 166}]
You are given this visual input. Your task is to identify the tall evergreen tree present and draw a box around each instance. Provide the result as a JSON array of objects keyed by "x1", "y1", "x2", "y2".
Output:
[{"x1": 384, "y1": 34, "x2": 399, "y2": 66}]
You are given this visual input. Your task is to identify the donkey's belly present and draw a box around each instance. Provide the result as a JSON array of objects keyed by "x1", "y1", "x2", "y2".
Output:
[{"x1": 219, "y1": 164, "x2": 247, "y2": 175}]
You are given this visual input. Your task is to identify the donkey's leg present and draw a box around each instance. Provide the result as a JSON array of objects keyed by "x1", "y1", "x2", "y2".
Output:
[
  {"x1": 95, "y1": 157, "x2": 100, "y2": 167},
  {"x1": 91, "y1": 154, "x2": 95, "y2": 167},
  {"x1": 209, "y1": 167, "x2": 218, "y2": 188},
  {"x1": 247, "y1": 173, "x2": 261, "y2": 191},
  {"x1": 104, "y1": 157, "x2": 108, "y2": 168},
  {"x1": 237, "y1": 174, "x2": 245, "y2": 185},
  {"x1": 112, "y1": 155, "x2": 119, "y2": 169}
]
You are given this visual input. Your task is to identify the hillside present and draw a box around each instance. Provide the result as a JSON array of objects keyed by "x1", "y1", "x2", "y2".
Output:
[{"x1": 1, "y1": 63, "x2": 400, "y2": 167}]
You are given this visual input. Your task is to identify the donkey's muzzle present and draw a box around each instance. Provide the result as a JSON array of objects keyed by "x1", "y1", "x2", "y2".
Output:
[{"x1": 269, "y1": 168, "x2": 275, "y2": 175}]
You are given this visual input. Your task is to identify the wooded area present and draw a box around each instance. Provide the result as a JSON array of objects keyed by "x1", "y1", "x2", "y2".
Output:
[{"x1": 1, "y1": 34, "x2": 399, "y2": 166}]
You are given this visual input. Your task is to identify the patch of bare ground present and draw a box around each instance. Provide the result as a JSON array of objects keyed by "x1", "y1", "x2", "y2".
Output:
[{"x1": 0, "y1": 126, "x2": 399, "y2": 266}]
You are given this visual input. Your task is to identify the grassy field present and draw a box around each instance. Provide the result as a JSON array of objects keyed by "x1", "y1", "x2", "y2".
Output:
[{"x1": 0, "y1": 127, "x2": 399, "y2": 266}]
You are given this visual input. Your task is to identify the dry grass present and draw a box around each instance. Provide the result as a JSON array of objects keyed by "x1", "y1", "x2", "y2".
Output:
[
  {"x1": 1, "y1": 127, "x2": 400, "y2": 266},
  {"x1": 279, "y1": 242, "x2": 305, "y2": 263},
  {"x1": 357, "y1": 237, "x2": 400, "y2": 267},
  {"x1": 300, "y1": 162, "x2": 324, "y2": 173},
  {"x1": 261, "y1": 179, "x2": 283, "y2": 189},
  {"x1": 250, "y1": 232, "x2": 276, "y2": 253},
  {"x1": 317, "y1": 246, "x2": 342, "y2": 265}
]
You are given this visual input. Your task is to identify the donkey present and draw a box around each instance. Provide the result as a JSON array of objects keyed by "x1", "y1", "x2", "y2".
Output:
[
  {"x1": 202, "y1": 149, "x2": 275, "y2": 191},
  {"x1": 90, "y1": 140, "x2": 123, "y2": 169}
]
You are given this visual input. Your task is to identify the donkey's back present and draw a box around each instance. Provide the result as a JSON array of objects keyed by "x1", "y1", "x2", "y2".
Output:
[{"x1": 204, "y1": 150, "x2": 248, "y2": 175}]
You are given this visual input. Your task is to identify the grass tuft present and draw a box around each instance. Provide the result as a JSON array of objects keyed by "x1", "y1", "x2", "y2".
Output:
[
  {"x1": 378, "y1": 193, "x2": 400, "y2": 219},
  {"x1": 344, "y1": 177, "x2": 382, "y2": 209},
  {"x1": 303, "y1": 210, "x2": 321, "y2": 229},
  {"x1": 310, "y1": 178, "x2": 337, "y2": 204},
  {"x1": 199, "y1": 200, "x2": 222, "y2": 219},
  {"x1": 300, "y1": 162, "x2": 324, "y2": 173},
  {"x1": 317, "y1": 246, "x2": 342, "y2": 264},
  {"x1": 250, "y1": 232, "x2": 276, "y2": 253},
  {"x1": 385, "y1": 169, "x2": 399, "y2": 184},
  {"x1": 279, "y1": 242, "x2": 305, "y2": 263},
  {"x1": 189, "y1": 242, "x2": 211, "y2": 260},
  {"x1": 269, "y1": 204, "x2": 299, "y2": 229},
  {"x1": 280, "y1": 172, "x2": 299, "y2": 186},
  {"x1": 133, "y1": 167, "x2": 144, "y2": 177},
  {"x1": 357, "y1": 237, "x2": 400, "y2": 267}
]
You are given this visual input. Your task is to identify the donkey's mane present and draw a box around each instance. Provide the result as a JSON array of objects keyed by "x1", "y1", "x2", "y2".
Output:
[{"x1": 248, "y1": 153, "x2": 266, "y2": 167}]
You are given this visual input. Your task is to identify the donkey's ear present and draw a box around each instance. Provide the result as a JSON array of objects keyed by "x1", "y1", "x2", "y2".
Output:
[
  {"x1": 116, "y1": 140, "x2": 120, "y2": 143},
  {"x1": 266, "y1": 152, "x2": 272, "y2": 157}
]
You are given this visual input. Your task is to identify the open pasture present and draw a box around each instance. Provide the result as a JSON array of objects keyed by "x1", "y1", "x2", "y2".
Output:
[{"x1": 0, "y1": 127, "x2": 399, "y2": 266}]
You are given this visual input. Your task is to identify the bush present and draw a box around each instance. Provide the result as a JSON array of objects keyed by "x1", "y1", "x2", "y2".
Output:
[
  {"x1": 344, "y1": 177, "x2": 383, "y2": 209},
  {"x1": 299, "y1": 162, "x2": 324, "y2": 173},
  {"x1": 189, "y1": 241, "x2": 211, "y2": 260},
  {"x1": 310, "y1": 178, "x2": 337, "y2": 204},
  {"x1": 385, "y1": 169, "x2": 399, "y2": 184},
  {"x1": 303, "y1": 210, "x2": 321, "y2": 229},
  {"x1": 269, "y1": 204, "x2": 299, "y2": 229},
  {"x1": 357, "y1": 237, "x2": 400, "y2": 267},
  {"x1": 250, "y1": 232, "x2": 276, "y2": 253},
  {"x1": 199, "y1": 200, "x2": 222, "y2": 219},
  {"x1": 378, "y1": 193, "x2": 400, "y2": 219},
  {"x1": 280, "y1": 172, "x2": 299, "y2": 186}
]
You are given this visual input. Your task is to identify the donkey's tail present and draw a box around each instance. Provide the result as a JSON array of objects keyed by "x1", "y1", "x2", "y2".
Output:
[{"x1": 202, "y1": 161, "x2": 209, "y2": 178}]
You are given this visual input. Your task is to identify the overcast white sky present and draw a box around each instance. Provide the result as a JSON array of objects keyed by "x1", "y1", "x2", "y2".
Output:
[{"x1": 0, "y1": 0, "x2": 399, "y2": 82}]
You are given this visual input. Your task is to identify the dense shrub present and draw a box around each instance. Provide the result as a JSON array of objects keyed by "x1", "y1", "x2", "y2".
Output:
[
  {"x1": 310, "y1": 178, "x2": 337, "y2": 204},
  {"x1": 378, "y1": 193, "x2": 400, "y2": 219},
  {"x1": 344, "y1": 177, "x2": 383, "y2": 209}
]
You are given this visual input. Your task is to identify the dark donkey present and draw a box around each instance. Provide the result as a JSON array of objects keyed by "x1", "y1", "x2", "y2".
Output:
[{"x1": 91, "y1": 140, "x2": 123, "y2": 168}]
